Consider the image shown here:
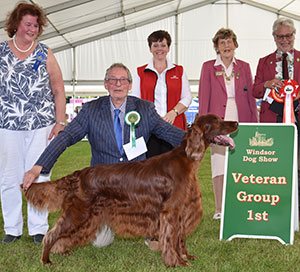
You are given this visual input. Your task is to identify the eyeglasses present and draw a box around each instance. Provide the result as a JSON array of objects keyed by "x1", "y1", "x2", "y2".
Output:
[
  {"x1": 275, "y1": 33, "x2": 294, "y2": 40},
  {"x1": 106, "y1": 78, "x2": 130, "y2": 85}
]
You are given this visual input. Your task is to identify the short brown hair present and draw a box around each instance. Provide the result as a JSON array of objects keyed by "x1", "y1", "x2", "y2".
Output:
[
  {"x1": 5, "y1": 2, "x2": 47, "y2": 38},
  {"x1": 212, "y1": 28, "x2": 238, "y2": 53},
  {"x1": 147, "y1": 30, "x2": 172, "y2": 48}
]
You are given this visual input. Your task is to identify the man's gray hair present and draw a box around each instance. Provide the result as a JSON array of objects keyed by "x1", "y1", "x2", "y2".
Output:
[
  {"x1": 104, "y1": 63, "x2": 132, "y2": 83},
  {"x1": 272, "y1": 17, "x2": 296, "y2": 36}
]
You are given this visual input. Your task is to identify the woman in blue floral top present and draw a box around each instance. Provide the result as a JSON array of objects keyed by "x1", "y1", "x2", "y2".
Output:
[{"x1": 0, "y1": 2, "x2": 66, "y2": 244}]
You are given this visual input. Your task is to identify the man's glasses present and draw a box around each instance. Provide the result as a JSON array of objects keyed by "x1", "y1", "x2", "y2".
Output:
[
  {"x1": 106, "y1": 78, "x2": 130, "y2": 85},
  {"x1": 275, "y1": 33, "x2": 294, "y2": 40}
]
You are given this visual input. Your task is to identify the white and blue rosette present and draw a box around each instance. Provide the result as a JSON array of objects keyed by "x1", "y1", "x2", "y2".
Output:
[{"x1": 125, "y1": 111, "x2": 141, "y2": 147}]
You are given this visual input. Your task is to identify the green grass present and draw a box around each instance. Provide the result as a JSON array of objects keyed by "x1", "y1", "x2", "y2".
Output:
[{"x1": 1, "y1": 141, "x2": 300, "y2": 271}]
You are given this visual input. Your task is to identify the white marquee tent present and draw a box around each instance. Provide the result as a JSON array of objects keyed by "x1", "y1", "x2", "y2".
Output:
[{"x1": 1, "y1": 0, "x2": 300, "y2": 97}]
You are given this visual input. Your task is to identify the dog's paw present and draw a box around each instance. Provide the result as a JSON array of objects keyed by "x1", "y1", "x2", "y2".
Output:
[
  {"x1": 183, "y1": 254, "x2": 196, "y2": 260},
  {"x1": 41, "y1": 258, "x2": 53, "y2": 266},
  {"x1": 164, "y1": 255, "x2": 191, "y2": 267},
  {"x1": 62, "y1": 250, "x2": 72, "y2": 256},
  {"x1": 173, "y1": 259, "x2": 190, "y2": 267},
  {"x1": 145, "y1": 238, "x2": 161, "y2": 251}
]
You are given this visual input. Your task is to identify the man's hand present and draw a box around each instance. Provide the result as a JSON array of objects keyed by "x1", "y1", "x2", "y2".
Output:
[
  {"x1": 264, "y1": 79, "x2": 284, "y2": 90},
  {"x1": 22, "y1": 165, "x2": 43, "y2": 190}
]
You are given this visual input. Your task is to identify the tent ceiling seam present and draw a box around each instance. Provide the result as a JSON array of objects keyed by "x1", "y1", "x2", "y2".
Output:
[{"x1": 38, "y1": 0, "x2": 175, "y2": 41}]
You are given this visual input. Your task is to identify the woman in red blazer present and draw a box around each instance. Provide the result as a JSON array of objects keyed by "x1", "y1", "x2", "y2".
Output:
[{"x1": 198, "y1": 28, "x2": 258, "y2": 219}]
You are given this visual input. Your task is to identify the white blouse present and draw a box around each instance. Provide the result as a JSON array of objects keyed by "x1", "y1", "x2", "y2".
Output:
[{"x1": 131, "y1": 58, "x2": 192, "y2": 117}]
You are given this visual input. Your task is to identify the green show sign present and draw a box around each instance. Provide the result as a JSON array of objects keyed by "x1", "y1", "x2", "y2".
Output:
[{"x1": 220, "y1": 123, "x2": 298, "y2": 245}]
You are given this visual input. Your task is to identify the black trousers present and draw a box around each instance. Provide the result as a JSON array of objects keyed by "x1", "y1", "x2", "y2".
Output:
[{"x1": 146, "y1": 134, "x2": 173, "y2": 158}]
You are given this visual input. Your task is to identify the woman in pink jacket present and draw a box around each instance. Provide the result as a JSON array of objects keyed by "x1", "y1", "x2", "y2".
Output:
[{"x1": 198, "y1": 28, "x2": 258, "y2": 219}]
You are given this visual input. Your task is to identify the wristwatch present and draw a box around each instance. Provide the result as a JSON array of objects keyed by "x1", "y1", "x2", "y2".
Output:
[
  {"x1": 56, "y1": 121, "x2": 66, "y2": 126},
  {"x1": 172, "y1": 108, "x2": 179, "y2": 116}
]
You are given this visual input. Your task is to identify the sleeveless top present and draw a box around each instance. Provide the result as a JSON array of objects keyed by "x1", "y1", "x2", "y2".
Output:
[
  {"x1": 137, "y1": 64, "x2": 187, "y2": 130},
  {"x1": 0, "y1": 41, "x2": 55, "y2": 131}
]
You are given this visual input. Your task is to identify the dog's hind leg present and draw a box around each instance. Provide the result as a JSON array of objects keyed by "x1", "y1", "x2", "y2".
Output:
[
  {"x1": 41, "y1": 205, "x2": 95, "y2": 264},
  {"x1": 50, "y1": 238, "x2": 73, "y2": 255},
  {"x1": 44, "y1": 216, "x2": 101, "y2": 263},
  {"x1": 41, "y1": 216, "x2": 67, "y2": 264}
]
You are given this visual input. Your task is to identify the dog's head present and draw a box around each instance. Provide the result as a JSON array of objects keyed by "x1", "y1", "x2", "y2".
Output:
[{"x1": 185, "y1": 114, "x2": 238, "y2": 161}]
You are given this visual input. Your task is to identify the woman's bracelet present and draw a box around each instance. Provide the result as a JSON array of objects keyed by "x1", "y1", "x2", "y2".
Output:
[
  {"x1": 172, "y1": 108, "x2": 179, "y2": 116},
  {"x1": 56, "y1": 121, "x2": 66, "y2": 126}
]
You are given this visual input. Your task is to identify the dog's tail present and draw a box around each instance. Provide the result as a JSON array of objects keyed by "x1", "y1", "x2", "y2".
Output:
[{"x1": 21, "y1": 178, "x2": 67, "y2": 212}]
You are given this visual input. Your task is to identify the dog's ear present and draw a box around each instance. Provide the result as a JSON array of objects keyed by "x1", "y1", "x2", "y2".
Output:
[{"x1": 185, "y1": 126, "x2": 206, "y2": 161}]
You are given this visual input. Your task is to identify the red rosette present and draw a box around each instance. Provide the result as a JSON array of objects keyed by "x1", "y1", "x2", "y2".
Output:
[
  {"x1": 268, "y1": 79, "x2": 300, "y2": 123},
  {"x1": 280, "y1": 79, "x2": 299, "y2": 123},
  {"x1": 269, "y1": 79, "x2": 299, "y2": 103},
  {"x1": 270, "y1": 88, "x2": 284, "y2": 103},
  {"x1": 278, "y1": 79, "x2": 299, "y2": 98}
]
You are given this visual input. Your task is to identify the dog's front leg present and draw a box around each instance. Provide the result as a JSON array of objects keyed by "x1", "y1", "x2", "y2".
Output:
[
  {"x1": 159, "y1": 210, "x2": 190, "y2": 267},
  {"x1": 179, "y1": 236, "x2": 196, "y2": 261}
]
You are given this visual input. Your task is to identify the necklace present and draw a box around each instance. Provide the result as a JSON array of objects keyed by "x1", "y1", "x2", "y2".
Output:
[
  {"x1": 13, "y1": 36, "x2": 34, "y2": 53},
  {"x1": 222, "y1": 67, "x2": 234, "y2": 84}
]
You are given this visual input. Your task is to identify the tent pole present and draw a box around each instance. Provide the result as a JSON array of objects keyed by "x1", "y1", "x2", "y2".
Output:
[
  {"x1": 175, "y1": 13, "x2": 179, "y2": 64},
  {"x1": 175, "y1": 0, "x2": 182, "y2": 64},
  {"x1": 226, "y1": 0, "x2": 229, "y2": 28},
  {"x1": 72, "y1": 47, "x2": 76, "y2": 118}
]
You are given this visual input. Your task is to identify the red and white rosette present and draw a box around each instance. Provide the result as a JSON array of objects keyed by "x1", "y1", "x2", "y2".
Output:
[{"x1": 269, "y1": 79, "x2": 299, "y2": 124}]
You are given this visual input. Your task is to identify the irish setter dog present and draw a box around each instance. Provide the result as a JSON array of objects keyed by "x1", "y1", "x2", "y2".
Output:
[{"x1": 22, "y1": 114, "x2": 238, "y2": 267}]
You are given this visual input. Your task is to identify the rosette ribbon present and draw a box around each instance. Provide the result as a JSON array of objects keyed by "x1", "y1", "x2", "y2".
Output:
[
  {"x1": 125, "y1": 111, "x2": 141, "y2": 147},
  {"x1": 269, "y1": 79, "x2": 299, "y2": 124},
  {"x1": 33, "y1": 53, "x2": 46, "y2": 71}
]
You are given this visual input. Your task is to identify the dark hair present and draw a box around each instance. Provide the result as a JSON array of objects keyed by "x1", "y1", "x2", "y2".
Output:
[
  {"x1": 212, "y1": 28, "x2": 238, "y2": 53},
  {"x1": 104, "y1": 63, "x2": 132, "y2": 83},
  {"x1": 147, "y1": 30, "x2": 172, "y2": 48},
  {"x1": 5, "y1": 2, "x2": 47, "y2": 38}
]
